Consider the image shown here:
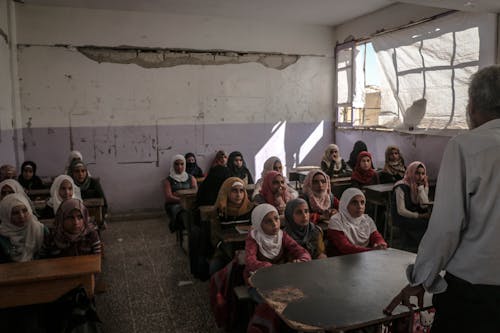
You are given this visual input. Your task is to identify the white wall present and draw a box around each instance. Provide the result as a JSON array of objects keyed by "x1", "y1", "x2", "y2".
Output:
[{"x1": 13, "y1": 4, "x2": 336, "y2": 213}]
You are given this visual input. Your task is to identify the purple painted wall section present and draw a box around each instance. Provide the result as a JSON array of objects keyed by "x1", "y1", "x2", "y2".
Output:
[
  {"x1": 20, "y1": 121, "x2": 333, "y2": 213},
  {"x1": 335, "y1": 129, "x2": 452, "y2": 180},
  {"x1": 0, "y1": 128, "x2": 20, "y2": 167}
]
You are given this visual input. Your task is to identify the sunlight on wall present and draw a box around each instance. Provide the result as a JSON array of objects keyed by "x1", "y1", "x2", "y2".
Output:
[
  {"x1": 254, "y1": 121, "x2": 287, "y2": 180},
  {"x1": 296, "y1": 120, "x2": 324, "y2": 166}
]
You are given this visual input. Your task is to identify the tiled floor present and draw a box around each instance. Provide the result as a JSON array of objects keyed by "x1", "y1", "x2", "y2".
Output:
[{"x1": 95, "y1": 217, "x2": 224, "y2": 333}]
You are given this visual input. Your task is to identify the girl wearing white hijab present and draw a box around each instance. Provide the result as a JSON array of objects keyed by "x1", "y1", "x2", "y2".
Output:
[
  {"x1": 244, "y1": 203, "x2": 311, "y2": 284},
  {"x1": 47, "y1": 175, "x2": 82, "y2": 215},
  {"x1": 0, "y1": 193, "x2": 47, "y2": 263},
  {"x1": 164, "y1": 154, "x2": 197, "y2": 232},
  {"x1": 0, "y1": 179, "x2": 27, "y2": 200},
  {"x1": 64, "y1": 150, "x2": 91, "y2": 176},
  {"x1": 327, "y1": 188, "x2": 387, "y2": 256}
]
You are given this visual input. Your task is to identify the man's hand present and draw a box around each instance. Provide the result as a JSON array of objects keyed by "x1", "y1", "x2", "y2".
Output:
[{"x1": 384, "y1": 284, "x2": 425, "y2": 315}]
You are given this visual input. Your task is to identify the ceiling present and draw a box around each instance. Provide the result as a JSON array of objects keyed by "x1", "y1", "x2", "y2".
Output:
[{"x1": 19, "y1": 0, "x2": 500, "y2": 26}]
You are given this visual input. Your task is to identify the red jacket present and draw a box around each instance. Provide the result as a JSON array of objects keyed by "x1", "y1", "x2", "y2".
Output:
[{"x1": 327, "y1": 229, "x2": 386, "y2": 256}]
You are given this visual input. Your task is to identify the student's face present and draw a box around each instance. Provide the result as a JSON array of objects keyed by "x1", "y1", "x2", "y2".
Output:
[
  {"x1": 11, "y1": 205, "x2": 30, "y2": 227},
  {"x1": 347, "y1": 195, "x2": 365, "y2": 218},
  {"x1": 228, "y1": 185, "x2": 245, "y2": 206},
  {"x1": 271, "y1": 175, "x2": 285, "y2": 195},
  {"x1": 330, "y1": 148, "x2": 338, "y2": 160},
  {"x1": 293, "y1": 203, "x2": 310, "y2": 227},
  {"x1": 58, "y1": 180, "x2": 73, "y2": 200},
  {"x1": 1, "y1": 185, "x2": 14, "y2": 200},
  {"x1": 312, "y1": 173, "x2": 327, "y2": 193},
  {"x1": 414, "y1": 166, "x2": 426, "y2": 184},
  {"x1": 217, "y1": 155, "x2": 228, "y2": 166},
  {"x1": 72, "y1": 166, "x2": 88, "y2": 183},
  {"x1": 233, "y1": 156, "x2": 244, "y2": 169},
  {"x1": 360, "y1": 156, "x2": 372, "y2": 171},
  {"x1": 63, "y1": 209, "x2": 85, "y2": 235},
  {"x1": 389, "y1": 149, "x2": 400, "y2": 162},
  {"x1": 273, "y1": 161, "x2": 283, "y2": 175},
  {"x1": 186, "y1": 156, "x2": 195, "y2": 164},
  {"x1": 174, "y1": 159, "x2": 185, "y2": 174},
  {"x1": 22, "y1": 167, "x2": 34, "y2": 180},
  {"x1": 261, "y1": 211, "x2": 280, "y2": 236}
]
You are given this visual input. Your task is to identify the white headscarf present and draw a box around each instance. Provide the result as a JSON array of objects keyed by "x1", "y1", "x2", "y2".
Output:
[
  {"x1": 328, "y1": 188, "x2": 376, "y2": 247},
  {"x1": 169, "y1": 154, "x2": 189, "y2": 183},
  {"x1": 250, "y1": 203, "x2": 283, "y2": 260},
  {"x1": 0, "y1": 193, "x2": 45, "y2": 262},
  {"x1": 0, "y1": 179, "x2": 36, "y2": 212},
  {"x1": 47, "y1": 175, "x2": 82, "y2": 214},
  {"x1": 0, "y1": 179, "x2": 26, "y2": 198},
  {"x1": 322, "y1": 144, "x2": 343, "y2": 171}
]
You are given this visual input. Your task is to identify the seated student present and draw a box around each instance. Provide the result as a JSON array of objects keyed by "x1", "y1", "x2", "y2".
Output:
[
  {"x1": 0, "y1": 179, "x2": 26, "y2": 200},
  {"x1": 69, "y1": 159, "x2": 107, "y2": 228},
  {"x1": 227, "y1": 151, "x2": 254, "y2": 185},
  {"x1": 196, "y1": 163, "x2": 231, "y2": 207},
  {"x1": 253, "y1": 156, "x2": 298, "y2": 200},
  {"x1": 350, "y1": 151, "x2": 379, "y2": 188},
  {"x1": 245, "y1": 203, "x2": 311, "y2": 282},
  {"x1": 301, "y1": 170, "x2": 339, "y2": 224},
  {"x1": 209, "y1": 177, "x2": 255, "y2": 274},
  {"x1": 163, "y1": 154, "x2": 197, "y2": 232},
  {"x1": 45, "y1": 198, "x2": 101, "y2": 257},
  {"x1": 379, "y1": 145, "x2": 406, "y2": 184},
  {"x1": 185, "y1": 152, "x2": 204, "y2": 178},
  {"x1": 0, "y1": 193, "x2": 48, "y2": 263},
  {"x1": 284, "y1": 198, "x2": 327, "y2": 259},
  {"x1": 64, "y1": 150, "x2": 89, "y2": 175},
  {"x1": 347, "y1": 140, "x2": 368, "y2": 169},
  {"x1": 211, "y1": 150, "x2": 228, "y2": 168},
  {"x1": 321, "y1": 144, "x2": 352, "y2": 178},
  {"x1": 391, "y1": 161, "x2": 430, "y2": 252},
  {"x1": 327, "y1": 188, "x2": 387, "y2": 256},
  {"x1": 0, "y1": 164, "x2": 16, "y2": 182},
  {"x1": 44, "y1": 175, "x2": 82, "y2": 219},
  {"x1": 253, "y1": 171, "x2": 292, "y2": 215},
  {"x1": 17, "y1": 161, "x2": 44, "y2": 191}
]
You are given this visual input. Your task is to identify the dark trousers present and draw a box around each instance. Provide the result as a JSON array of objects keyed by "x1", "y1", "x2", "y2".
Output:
[{"x1": 432, "y1": 273, "x2": 500, "y2": 333}]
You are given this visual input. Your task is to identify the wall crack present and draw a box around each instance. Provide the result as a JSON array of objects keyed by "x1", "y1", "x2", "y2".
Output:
[{"x1": 76, "y1": 46, "x2": 300, "y2": 70}]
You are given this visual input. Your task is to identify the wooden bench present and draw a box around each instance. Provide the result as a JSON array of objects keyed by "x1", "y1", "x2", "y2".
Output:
[{"x1": 0, "y1": 254, "x2": 101, "y2": 308}]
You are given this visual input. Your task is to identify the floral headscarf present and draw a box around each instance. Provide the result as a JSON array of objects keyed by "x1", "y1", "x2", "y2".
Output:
[
  {"x1": 382, "y1": 146, "x2": 406, "y2": 178},
  {"x1": 302, "y1": 170, "x2": 332, "y2": 212}
]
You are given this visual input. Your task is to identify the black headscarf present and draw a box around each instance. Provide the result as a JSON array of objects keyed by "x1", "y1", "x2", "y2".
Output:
[
  {"x1": 227, "y1": 151, "x2": 254, "y2": 184},
  {"x1": 18, "y1": 161, "x2": 44, "y2": 190},
  {"x1": 347, "y1": 140, "x2": 368, "y2": 169},
  {"x1": 283, "y1": 198, "x2": 321, "y2": 258},
  {"x1": 196, "y1": 165, "x2": 231, "y2": 206},
  {"x1": 184, "y1": 152, "x2": 204, "y2": 178}
]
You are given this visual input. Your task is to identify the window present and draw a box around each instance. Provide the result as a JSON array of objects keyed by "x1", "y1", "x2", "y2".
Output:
[{"x1": 336, "y1": 11, "x2": 497, "y2": 131}]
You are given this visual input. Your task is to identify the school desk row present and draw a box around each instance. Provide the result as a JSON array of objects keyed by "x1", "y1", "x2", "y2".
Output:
[{"x1": 0, "y1": 254, "x2": 102, "y2": 309}]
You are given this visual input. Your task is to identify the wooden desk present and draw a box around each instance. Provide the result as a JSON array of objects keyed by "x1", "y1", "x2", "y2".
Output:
[
  {"x1": 27, "y1": 188, "x2": 51, "y2": 200},
  {"x1": 0, "y1": 254, "x2": 101, "y2": 308},
  {"x1": 364, "y1": 183, "x2": 394, "y2": 244},
  {"x1": 176, "y1": 188, "x2": 198, "y2": 211},
  {"x1": 330, "y1": 176, "x2": 352, "y2": 198},
  {"x1": 251, "y1": 248, "x2": 431, "y2": 332},
  {"x1": 83, "y1": 197, "x2": 105, "y2": 229},
  {"x1": 288, "y1": 167, "x2": 320, "y2": 190}
]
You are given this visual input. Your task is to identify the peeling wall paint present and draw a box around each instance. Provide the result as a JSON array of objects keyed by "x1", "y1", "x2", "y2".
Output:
[{"x1": 77, "y1": 47, "x2": 300, "y2": 70}]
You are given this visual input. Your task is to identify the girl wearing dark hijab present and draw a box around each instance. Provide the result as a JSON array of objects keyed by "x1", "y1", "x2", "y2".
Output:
[
  {"x1": 284, "y1": 198, "x2": 326, "y2": 259},
  {"x1": 347, "y1": 140, "x2": 368, "y2": 169},
  {"x1": 227, "y1": 151, "x2": 254, "y2": 185},
  {"x1": 185, "y1": 152, "x2": 204, "y2": 178},
  {"x1": 18, "y1": 161, "x2": 44, "y2": 190}
]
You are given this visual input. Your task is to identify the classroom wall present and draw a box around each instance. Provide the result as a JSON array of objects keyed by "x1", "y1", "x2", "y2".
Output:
[
  {"x1": 0, "y1": 0, "x2": 18, "y2": 166},
  {"x1": 333, "y1": 4, "x2": 499, "y2": 178},
  {"x1": 12, "y1": 4, "x2": 336, "y2": 213}
]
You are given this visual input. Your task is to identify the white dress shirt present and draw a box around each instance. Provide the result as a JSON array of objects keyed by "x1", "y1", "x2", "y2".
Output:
[{"x1": 406, "y1": 118, "x2": 500, "y2": 293}]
